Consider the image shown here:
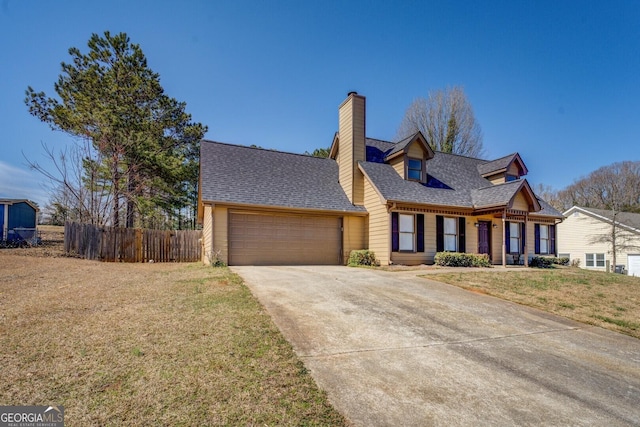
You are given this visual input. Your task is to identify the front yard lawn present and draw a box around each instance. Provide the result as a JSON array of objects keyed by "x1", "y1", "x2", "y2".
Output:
[
  {"x1": 0, "y1": 255, "x2": 347, "y2": 426},
  {"x1": 427, "y1": 268, "x2": 640, "y2": 339}
]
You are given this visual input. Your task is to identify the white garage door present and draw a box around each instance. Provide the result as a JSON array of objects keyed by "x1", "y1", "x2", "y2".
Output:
[
  {"x1": 628, "y1": 254, "x2": 640, "y2": 277},
  {"x1": 229, "y1": 212, "x2": 342, "y2": 266}
]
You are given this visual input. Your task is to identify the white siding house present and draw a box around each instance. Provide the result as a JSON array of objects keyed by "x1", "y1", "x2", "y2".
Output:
[{"x1": 558, "y1": 206, "x2": 640, "y2": 276}]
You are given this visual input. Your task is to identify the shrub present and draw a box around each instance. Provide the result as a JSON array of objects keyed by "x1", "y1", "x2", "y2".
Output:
[
  {"x1": 571, "y1": 258, "x2": 581, "y2": 268},
  {"x1": 348, "y1": 250, "x2": 379, "y2": 267},
  {"x1": 530, "y1": 256, "x2": 570, "y2": 268},
  {"x1": 530, "y1": 256, "x2": 554, "y2": 268},
  {"x1": 434, "y1": 252, "x2": 491, "y2": 268},
  {"x1": 208, "y1": 250, "x2": 227, "y2": 268}
]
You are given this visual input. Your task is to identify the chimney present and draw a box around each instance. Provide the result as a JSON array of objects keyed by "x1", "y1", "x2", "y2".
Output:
[{"x1": 338, "y1": 92, "x2": 366, "y2": 205}]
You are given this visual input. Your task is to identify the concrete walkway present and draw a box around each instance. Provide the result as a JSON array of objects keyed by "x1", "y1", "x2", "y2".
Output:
[{"x1": 232, "y1": 265, "x2": 640, "y2": 426}]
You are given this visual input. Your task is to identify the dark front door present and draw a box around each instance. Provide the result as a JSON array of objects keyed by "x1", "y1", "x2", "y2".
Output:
[{"x1": 478, "y1": 221, "x2": 491, "y2": 257}]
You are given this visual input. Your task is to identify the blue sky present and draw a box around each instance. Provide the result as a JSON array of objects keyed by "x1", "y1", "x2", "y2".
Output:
[{"x1": 1, "y1": 0, "x2": 639, "y2": 207}]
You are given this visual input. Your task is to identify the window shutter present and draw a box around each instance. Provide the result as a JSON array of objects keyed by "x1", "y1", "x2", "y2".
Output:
[
  {"x1": 534, "y1": 224, "x2": 540, "y2": 254},
  {"x1": 505, "y1": 221, "x2": 511, "y2": 253},
  {"x1": 391, "y1": 212, "x2": 399, "y2": 252},
  {"x1": 520, "y1": 223, "x2": 526, "y2": 254},
  {"x1": 458, "y1": 217, "x2": 466, "y2": 253},
  {"x1": 436, "y1": 215, "x2": 444, "y2": 252},
  {"x1": 550, "y1": 224, "x2": 556, "y2": 255},
  {"x1": 417, "y1": 214, "x2": 425, "y2": 253}
]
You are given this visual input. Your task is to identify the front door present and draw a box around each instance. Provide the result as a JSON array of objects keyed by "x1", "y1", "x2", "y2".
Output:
[{"x1": 477, "y1": 221, "x2": 491, "y2": 257}]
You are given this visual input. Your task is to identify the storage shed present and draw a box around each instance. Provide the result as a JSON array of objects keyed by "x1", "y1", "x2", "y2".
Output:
[{"x1": 0, "y1": 199, "x2": 39, "y2": 242}]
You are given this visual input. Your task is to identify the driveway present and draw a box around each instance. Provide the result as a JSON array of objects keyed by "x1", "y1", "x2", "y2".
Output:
[{"x1": 232, "y1": 266, "x2": 640, "y2": 426}]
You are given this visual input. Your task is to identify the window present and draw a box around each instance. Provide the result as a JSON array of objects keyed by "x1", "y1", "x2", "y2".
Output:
[
  {"x1": 407, "y1": 158, "x2": 423, "y2": 181},
  {"x1": 506, "y1": 174, "x2": 518, "y2": 182},
  {"x1": 399, "y1": 214, "x2": 415, "y2": 251},
  {"x1": 539, "y1": 224, "x2": 549, "y2": 254},
  {"x1": 586, "y1": 253, "x2": 605, "y2": 267},
  {"x1": 392, "y1": 213, "x2": 424, "y2": 253},
  {"x1": 444, "y1": 217, "x2": 457, "y2": 251},
  {"x1": 509, "y1": 222, "x2": 521, "y2": 254}
]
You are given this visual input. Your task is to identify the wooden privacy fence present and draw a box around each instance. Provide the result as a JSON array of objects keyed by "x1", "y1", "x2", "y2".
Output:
[{"x1": 64, "y1": 221, "x2": 202, "y2": 262}]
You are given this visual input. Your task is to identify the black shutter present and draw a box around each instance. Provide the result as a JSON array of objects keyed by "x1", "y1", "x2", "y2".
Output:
[
  {"x1": 550, "y1": 224, "x2": 556, "y2": 255},
  {"x1": 392, "y1": 212, "x2": 399, "y2": 252},
  {"x1": 521, "y1": 223, "x2": 526, "y2": 254},
  {"x1": 436, "y1": 215, "x2": 444, "y2": 252},
  {"x1": 417, "y1": 214, "x2": 425, "y2": 253},
  {"x1": 534, "y1": 224, "x2": 540, "y2": 254},
  {"x1": 505, "y1": 221, "x2": 511, "y2": 253},
  {"x1": 458, "y1": 217, "x2": 466, "y2": 253}
]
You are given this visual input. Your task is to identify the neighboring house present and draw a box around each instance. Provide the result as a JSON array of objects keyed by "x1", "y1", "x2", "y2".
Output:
[
  {"x1": 558, "y1": 206, "x2": 640, "y2": 276},
  {"x1": 198, "y1": 92, "x2": 563, "y2": 266},
  {"x1": 0, "y1": 199, "x2": 39, "y2": 243}
]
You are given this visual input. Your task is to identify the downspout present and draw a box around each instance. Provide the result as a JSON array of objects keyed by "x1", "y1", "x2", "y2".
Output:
[{"x1": 502, "y1": 209, "x2": 506, "y2": 267}]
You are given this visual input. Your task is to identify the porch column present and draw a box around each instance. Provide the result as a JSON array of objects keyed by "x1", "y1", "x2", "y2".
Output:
[
  {"x1": 502, "y1": 210, "x2": 506, "y2": 267},
  {"x1": 524, "y1": 213, "x2": 529, "y2": 267}
]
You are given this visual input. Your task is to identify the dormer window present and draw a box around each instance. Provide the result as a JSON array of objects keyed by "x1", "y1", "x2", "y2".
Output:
[
  {"x1": 506, "y1": 174, "x2": 518, "y2": 182},
  {"x1": 408, "y1": 158, "x2": 423, "y2": 181}
]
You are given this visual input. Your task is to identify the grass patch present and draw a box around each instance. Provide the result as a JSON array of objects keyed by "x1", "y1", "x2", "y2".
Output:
[
  {"x1": 0, "y1": 255, "x2": 347, "y2": 426},
  {"x1": 425, "y1": 268, "x2": 640, "y2": 339}
]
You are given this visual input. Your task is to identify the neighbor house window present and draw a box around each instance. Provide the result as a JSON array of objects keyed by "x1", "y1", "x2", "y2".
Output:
[
  {"x1": 399, "y1": 214, "x2": 415, "y2": 251},
  {"x1": 509, "y1": 222, "x2": 521, "y2": 254},
  {"x1": 586, "y1": 253, "x2": 605, "y2": 267},
  {"x1": 444, "y1": 217, "x2": 457, "y2": 251},
  {"x1": 407, "y1": 158, "x2": 423, "y2": 181}
]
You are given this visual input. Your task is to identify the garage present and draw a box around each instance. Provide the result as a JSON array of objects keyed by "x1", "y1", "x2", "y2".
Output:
[
  {"x1": 628, "y1": 254, "x2": 640, "y2": 277},
  {"x1": 229, "y1": 211, "x2": 342, "y2": 265}
]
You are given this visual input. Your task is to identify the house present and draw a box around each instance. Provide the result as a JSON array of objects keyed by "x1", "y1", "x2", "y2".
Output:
[
  {"x1": 0, "y1": 199, "x2": 39, "y2": 243},
  {"x1": 557, "y1": 206, "x2": 640, "y2": 276},
  {"x1": 198, "y1": 92, "x2": 563, "y2": 266}
]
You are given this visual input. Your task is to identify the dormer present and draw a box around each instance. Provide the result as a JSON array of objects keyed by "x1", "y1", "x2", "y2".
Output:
[
  {"x1": 385, "y1": 132, "x2": 434, "y2": 183},
  {"x1": 478, "y1": 153, "x2": 528, "y2": 184}
]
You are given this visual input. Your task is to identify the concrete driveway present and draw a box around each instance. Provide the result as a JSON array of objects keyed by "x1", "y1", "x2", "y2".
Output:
[{"x1": 232, "y1": 265, "x2": 640, "y2": 426}]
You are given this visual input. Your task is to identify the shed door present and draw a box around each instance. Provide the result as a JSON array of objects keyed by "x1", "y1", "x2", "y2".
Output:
[
  {"x1": 229, "y1": 212, "x2": 342, "y2": 265},
  {"x1": 628, "y1": 254, "x2": 640, "y2": 277}
]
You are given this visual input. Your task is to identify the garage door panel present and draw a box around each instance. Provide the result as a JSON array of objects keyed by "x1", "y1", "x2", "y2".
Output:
[
  {"x1": 229, "y1": 212, "x2": 342, "y2": 265},
  {"x1": 628, "y1": 254, "x2": 640, "y2": 277}
]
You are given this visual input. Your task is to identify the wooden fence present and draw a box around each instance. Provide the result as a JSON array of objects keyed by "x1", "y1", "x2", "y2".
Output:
[{"x1": 64, "y1": 222, "x2": 202, "y2": 262}]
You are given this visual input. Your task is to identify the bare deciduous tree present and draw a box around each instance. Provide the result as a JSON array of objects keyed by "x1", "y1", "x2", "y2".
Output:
[{"x1": 396, "y1": 86, "x2": 484, "y2": 158}]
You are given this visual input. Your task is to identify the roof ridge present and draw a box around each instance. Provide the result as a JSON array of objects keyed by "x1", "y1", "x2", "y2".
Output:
[{"x1": 201, "y1": 139, "x2": 333, "y2": 161}]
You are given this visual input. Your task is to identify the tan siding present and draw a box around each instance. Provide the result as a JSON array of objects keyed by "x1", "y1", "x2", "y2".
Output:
[
  {"x1": 213, "y1": 206, "x2": 229, "y2": 264},
  {"x1": 202, "y1": 204, "x2": 213, "y2": 264},
  {"x1": 488, "y1": 174, "x2": 506, "y2": 184},
  {"x1": 507, "y1": 163, "x2": 520, "y2": 176},
  {"x1": 338, "y1": 94, "x2": 366, "y2": 205},
  {"x1": 511, "y1": 192, "x2": 529, "y2": 210},
  {"x1": 364, "y1": 178, "x2": 389, "y2": 265},
  {"x1": 557, "y1": 212, "x2": 620, "y2": 270},
  {"x1": 407, "y1": 141, "x2": 424, "y2": 159},
  {"x1": 343, "y1": 215, "x2": 367, "y2": 264},
  {"x1": 389, "y1": 157, "x2": 405, "y2": 178}
]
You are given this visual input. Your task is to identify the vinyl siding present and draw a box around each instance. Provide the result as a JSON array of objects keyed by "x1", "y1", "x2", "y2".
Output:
[
  {"x1": 338, "y1": 94, "x2": 365, "y2": 205},
  {"x1": 364, "y1": 178, "x2": 389, "y2": 265},
  {"x1": 202, "y1": 204, "x2": 213, "y2": 264},
  {"x1": 343, "y1": 215, "x2": 367, "y2": 264},
  {"x1": 557, "y1": 211, "x2": 633, "y2": 270},
  {"x1": 214, "y1": 206, "x2": 229, "y2": 264},
  {"x1": 488, "y1": 174, "x2": 506, "y2": 184},
  {"x1": 511, "y1": 192, "x2": 529, "y2": 211},
  {"x1": 407, "y1": 142, "x2": 424, "y2": 159},
  {"x1": 390, "y1": 157, "x2": 405, "y2": 179}
]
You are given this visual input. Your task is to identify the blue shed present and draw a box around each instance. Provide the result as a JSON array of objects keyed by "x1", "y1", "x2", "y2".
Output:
[{"x1": 0, "y1": 199, "x2": 39, "y2": 242}]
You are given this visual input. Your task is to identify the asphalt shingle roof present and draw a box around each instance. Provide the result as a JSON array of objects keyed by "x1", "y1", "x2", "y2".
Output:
[
  {"x1": 477, "y1": 153, "x2": 518, "y2": 176},
  {"x1": 200, "y1": 140, "x2": 365, "y2": 213},
  {"x1": 572, "y1": 207, "x2": 640, "y2": 230}
]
